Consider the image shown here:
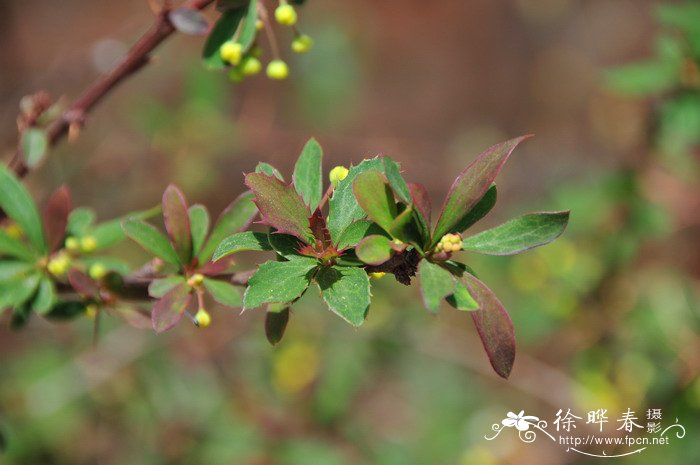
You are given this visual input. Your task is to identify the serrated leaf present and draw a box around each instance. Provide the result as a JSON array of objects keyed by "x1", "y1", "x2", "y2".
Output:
[
  {"x1": 149, "y1": 276, "x2": 186, "y2": 298},
  {"x1": 256, "y1": 162, "x2": 285, "y2": 181},
  {"x1": 188, "y1": 204, "x2": 210, "y2": 257},
  {"x1": 245, "y1": 172, "x2": 313, "y2": 242},
  {"x1": 43, "y1": 186, "x2": 71, "y2": 252},
  {"x1": 199, "y1": 191, "x2": 257, "y2": 262},
  {"x1": 328, "y1": 158, "x2": 385, "y2": 243},
  {"x1": 265, "y1": 306, "x2": 290, "y2": 345},
  {"x1": 244, "y1": 258, "x2": 318, "y2": 308},
  {"x1": 169, "y1": 7, "x2": 210, "y2": 35},
  {"x1": 152, "y1": 283, "x2": 192, "y2": 333},
  {"x1": 123, "y1": 219, "x2": 180, "y2": 266},
  {"x1": 432, "y1": 136, "x2": 530, "y2": 246},
  {"x1": 293, "y1": 138, "x2": 324, "y2": 211},
  {"x1": 453, "y1": 184, "x2": 497, "y2": 234},
  {"x1": 462, "y1": 211, "x2": 570, "y2": 255},
  {"x1": 0, "y1": 229, "x2": 34, "y2": 260},
  {"x1": 162, "y1": 184, "x2": 192, "y2": 265},
  {"x1": 445, "y1": 281, "x2": 479, "y2": 311},
  {"x1": 267, "y1": 231, "x2": 306, "y2": 260},
  {"x1": 462, "y1": 272, "x2": 516, "y2": 379},
  {"x1": 355, "y1": 235, "x2": 393, "y2": 266},
  {"x1": 67, "y1": 207, "x2": 96, "y2": 236},
  {"x1": 417, "y1": 260, "x2": 455, "y2": 314},
  {"x1": 316, "y1": 266, "x2": 370, "y2": 327},
  {"x1": 335, "y1": 220, "x2": 387, "y2": 250},
  {"x1": 352, "y1": 170, "x2": 397, "y2": 233},
  {"x1": 202, "y1": 8, "x2": 246, "y2": 69},
  {"x1": 0, "y1": 165, "x2": 47, "y2": 253},
  {"x1": 21, "y1": 128, "x2": 48, "y2": 168},
  {"x1": 213, "y1": 231, "x2": 272, "y2": 260},
  {"x1": 203, "y1": 277, "x2": 242, "y2": 307},
  {"x1": 32, "y1": 277, "x2": 56, "y2": 315},
  {"x1": 383, "y1": 158, "x2": 412, "y2": 203}
]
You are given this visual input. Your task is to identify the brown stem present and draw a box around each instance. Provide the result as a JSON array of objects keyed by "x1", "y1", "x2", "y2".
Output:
[{"x1": 7, "y1": 0, "x2": 216, "y2": 179}]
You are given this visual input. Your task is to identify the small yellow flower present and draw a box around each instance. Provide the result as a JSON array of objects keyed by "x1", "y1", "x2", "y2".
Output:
[
  {"x1": 220, "y1": 41, "x2": 243, "y2": 65},
  {"x1": 291, "y1": 34, "x2": 314, "y2": 54},
  {"x1": 369, "y1": 272, "x2": 386, "y2": 280},
  {"x1": 187, "y1": 273, "x2": 205, "y2": 287},
  {"x1": 274, "y1": 4, "x2": 297, "y2": 26},
  {"x1": 266, "y1": 59, "x2": 289, "y2": 80},
  {"x1": 194, "y1": 308, "x2": 212, "y2": 328},
  {"x1": 255, "y1": 19, "x2": 264, "y2": 30},
  {"x1": 329, "y1": 166, "x2": 349, "y2": 187},
  {"x1": 438, "y1": 233, "x2": 462, "y2": 253},
  {"x1": 241, "y1": 56, "x2": 262, "y2": 76},
  {"x1": 80, "y1": 235, "x2": 98, "y2": 253},
  {"x1": 85, "y1": 304, "x2": 98, "y2": 319},
  {"x1": 88, "y1": 263, "x2": 107, "y2": 280},
  {"x1": 65, "y1": 236, "x2": 80, "y2": 252},
  {"x1": 47, "y1": 252, "x2": 71, "y2": 277}
]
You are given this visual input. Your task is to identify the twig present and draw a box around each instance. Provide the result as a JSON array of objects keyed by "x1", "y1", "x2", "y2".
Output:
[{"x1": 6, "y1": 0, "x2": 216, "y2": 179}]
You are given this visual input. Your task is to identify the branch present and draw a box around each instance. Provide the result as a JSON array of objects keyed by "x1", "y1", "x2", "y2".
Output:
[{"x1": 7, "y1": 0, "x2": 216, "y2": 178}]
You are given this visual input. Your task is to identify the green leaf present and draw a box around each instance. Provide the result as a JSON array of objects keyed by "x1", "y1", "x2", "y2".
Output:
[
  {"x1": 352, "y1": 170, "x2": 397, "y2": 233},
  {"x1": 45, "y1": 301, "x2": 87, "y2": 321},
  {"x1": 417, "y1": 260, "x2": 455, "y2": 314},
  {"x1": 245, "y1": 172, "x2": 313, "y2": 242},
  {"x1": 461, "y1": 272, "x2": 516, "y2": 379},
  {"x1": 462, "y1": 211, "x2": 570, "y2": 255},
  {"x1": 0, "y1": 261, "x2": 33, "y2": 280},
  {"x1": 152, "y1": 283, "x2": 192, "y2": 333},
  {"x1": 203, "y1": 277, "x2": 242, "y2": 307},
  {"x1": 355, "y1": 235, "x2": 393, "y2": 266},
  {"x1": 244, "y1": 258, "x2": 318, "y2": 308},
  {"x1": 383, "y1": 158, "x2": 412, "y2": 204},
  {"x1": 202, "y1": 7, "x2": 246, "y2": 69},
  {"x1": 32, "y1": 277, "x2": 56, "y2": 315},
  {"x1": 188, "y1": 204, "x2": 210, "y2": 257},
  {"x1": 0, "y1": 229, "x2": 35, "y2": 260},
  {"x1": 432, "y1": 136, "x2": 529, "y2": 246},
  {"x1": 123, "y1": 219, "x2": 180, "y2": 266},
  {"x1": 162, "y1": 184, "x2": 192, "y2": 265},
  {"x1": 0, "y1": 273, "x2": 40, "y2": 309},
  {"x1": 237, "y1": 0, "x2": 259, "y2": 51},
  {"x1": 293, "y1": 138, "x2": 324, "y2": 211},
  {"x1": 199, "y1": 191, "x2": 257, "y2": 262},
  {"x1": 316, "y1": 266, "x2": 370, "y2": 327},
  {"x1": 453, "y1": 184, "x2": 497, "y2": 233},
  {"x1": 265, "y1": 306, "x2": 290, "y2": 345},
  {"x1": 255, "y1": 162, "x2": 285, "y2": 181},
  {"x1": 213, "y1": 231, "x2": 272, "y2": 260},
  {"x1": 387, "y1": 204, "x2": 418, "y2": 244},
  {"x1": 149, "y1": 276, "x2": 186, "y2": 298},
  {"x1": 21, "y1": 128, "x2": 48, "y2": 168},
  {"x1": 335, "y1": 220, "x2": 386, "y2": 250},
  {"x1": 0, "y1": 165, "x2": 47, "y2": 253},
  {"x1": 445, "y1": 281, "x2": 479, "y2": 311},
  {"x1": 605, "y1": 61, "x2": 679, "y2": 96},
  {"x1": 328, "y1": 158, "x2": 385, "y2": 243},
  {"x1": 267, "y1": 231, "x2": 306, "y2": 260},
  {"x1": 67, "y1": 207, "x2": 96, "y2": 236}
]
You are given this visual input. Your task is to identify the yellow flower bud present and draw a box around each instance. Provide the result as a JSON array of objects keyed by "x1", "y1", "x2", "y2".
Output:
[
  {"x1": 65, "y1": 236, "x2": 80, "y2": 252},
  {"x1": 220, "y1": 41, "x2": 243, "y2": 65},
  {"x1": 88, "y1": 263, "x2": 107, "y2": 280},
  {"x1": 194, "y1": 308, "x2": 212, "y2": 328},
  {"x1": 85, "y1": 304, "x2": 98, "y2": 319},
  {"x1": 255, "y1": 19, "x2": 264, "y2": 30},
  {"x1": 266, "y1": 59, "x2": 289, "y2": 80},
  {"x1": 241, "y1": 56, "x2": 262, "y2": 76},
  {"x1": 187, "y1": 273, "x2": 205, "y2": 288},
  {"x1": 228, "y1": 67, "x2": 245, "y2": 83},
  {"x1": 329, "y1": 166, "x2": 349, "y2": 187},
  {"x1": 80, "y1": 235, "x2": 98, "y2": 253},
  {"x1": 291, "y1": 34, "x2": 314, "y2": 54},
  {"x1": 47, "y1": 253, "x2": 71, "y2": 277},
  {"x1": 369, "y1": 272, "x2": 386, "y2": 280},
  {"x1": 274, "y1": 4, "x2": 297, "y2": 26}
]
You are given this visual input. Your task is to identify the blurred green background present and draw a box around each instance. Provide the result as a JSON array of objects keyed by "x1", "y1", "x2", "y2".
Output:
[{"x1": 1, "y1": 0, "x2": 699, "y2": 464}]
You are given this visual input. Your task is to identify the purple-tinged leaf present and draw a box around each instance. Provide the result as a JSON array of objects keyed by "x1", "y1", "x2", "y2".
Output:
[
  {"x1": 453, "y1": 184, "x2": 497, "y2": 234},
  {"x1": 309, "y1": 208, "x2": 331, "y2": 248},
  {"x1": 43, "y1": 186, "x2": 72, "y2": 252},
  {"x1": 352, "y1": 170, "x2": 398, "y2": 234},
  {"x1": 409, "y1": 183, "x2": 431, "y2": 225},
  {"x1": 68, "y1": 269, "x2": 99, "y2": 298},
  {"x1": 169, "y1": 7, "x2": 211, "y2": 36},
  {"x1": 152, "y1": 283, "x2": 192, "y2": 333},
  {"x1": 199, "y1": 255, "x2": 236, "y2": 276},
  {"x1": 356, "y1": 235, "x2": 394, "y2": 266},
  {"x1": 113, "y1": 305, "x2": 152, "y2": 330},
  {"x1": 245, "y1": 172, "x2": 313, "y2": 243},
  {"x1": 462, "y1": 272, "x2": 516, "y2": 379},
  {"x1": 162, "y1": 184, "x2": 192, "y2": 265},
  {"x1": 432, "y1": 136, "x2": 531, "y2": 246}
]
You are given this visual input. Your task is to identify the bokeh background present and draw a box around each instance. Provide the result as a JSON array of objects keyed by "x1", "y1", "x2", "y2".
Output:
[{"x1": 1, "y1": 0, "x2": 700, "y2": 464}]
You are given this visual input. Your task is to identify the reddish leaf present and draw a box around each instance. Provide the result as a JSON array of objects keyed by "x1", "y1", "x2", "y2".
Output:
[
  {"x1": 199, "y1": 255, "x2": 235, "y2": 276},
  {"x1": 352, "y1": 170, "x2": 398, "y2": 234},
  {"x1": 44, "y1": 186, "x2": 72, "y2": 252},
  {"x1": 113, "y1": 305, "x2": 152, "y2": 330},
  {"x1": 432, "y1": 136, "x2": 531, "y2": 245},
  {"x1": 151, "y1": 283, "x2": 192, "y2": 333},
  {"x1": 309, "y1": 208, "x2": 331, "y2": 248},
  {"x1": 409, "y1": 183, "x2": 431, "y2": 225},
  {"x1": 245, "y1": 172, "x2": 313, "y2": 243},
  {"x1": 68, "y1": 269, "x2": 99, "y2": 298},
  {"x1": 162, "y1": 184, "x2": 192, "y2": 265},
  {"x1": 462, "y1": 272, "x2": 516, "y2": 379}
]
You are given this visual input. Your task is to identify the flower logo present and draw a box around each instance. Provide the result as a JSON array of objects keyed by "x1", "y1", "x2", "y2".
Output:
[{"x1": 502, "y1": 411, "x2": 540, "y2": 432}]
